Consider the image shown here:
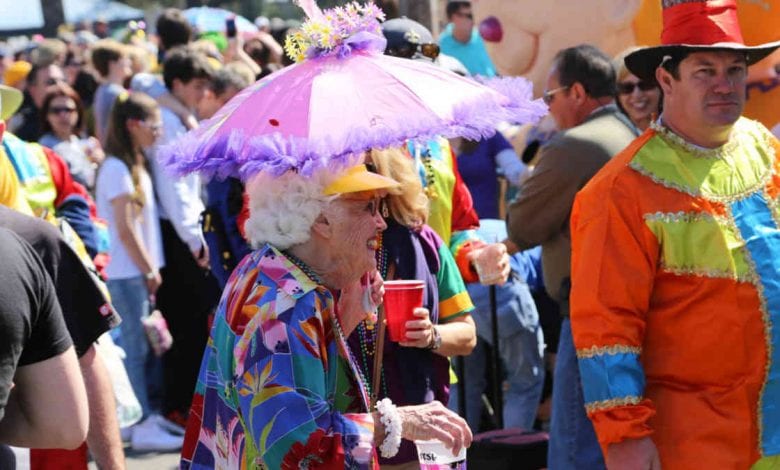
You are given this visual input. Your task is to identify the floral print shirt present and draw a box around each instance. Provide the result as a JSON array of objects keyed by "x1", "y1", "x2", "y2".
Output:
[{"x1": 180, "y1": 244, "x2": 377, "y2": 469}]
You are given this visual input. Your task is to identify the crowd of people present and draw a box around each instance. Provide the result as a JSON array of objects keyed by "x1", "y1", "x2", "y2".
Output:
[{"x1": 0, "y1": 0, "x2": 779, "y2": 469}]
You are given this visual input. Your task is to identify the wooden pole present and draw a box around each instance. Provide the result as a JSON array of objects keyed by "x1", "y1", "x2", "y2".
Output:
[{"x1": 371, "y1": 305, "x2": 387, "y2": 409}]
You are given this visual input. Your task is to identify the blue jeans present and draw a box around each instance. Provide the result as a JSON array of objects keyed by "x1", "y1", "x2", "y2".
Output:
[
  {"x1": 450, "y1": 326, "x2": 545, "y2": 431},
  {"x1": 548, "y1": 318, "x2": 605, "y2": 469},
  {"x1": 108, "y1": 275, "x2": 162, "y2": 418}
]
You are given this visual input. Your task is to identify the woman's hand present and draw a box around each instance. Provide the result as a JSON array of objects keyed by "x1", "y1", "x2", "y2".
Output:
[
  {"x1": 399, "y1": 308, "x2": 434, "y2": 348},
  {"x1": 397, "y1": 401, "x2": 472, "y2": 457},
  {"x1": 145, "y1": 270, "x2": 162, "y2": 296},
  {"x1": 367, "y1": 270, "x2": 384, "y2": 309},
  {"x1": 83, "y1": 137, "x2": 105, "y2": 165},
  {"x1": 338, "y1": 271, "x2": 382, "y2": 337}
]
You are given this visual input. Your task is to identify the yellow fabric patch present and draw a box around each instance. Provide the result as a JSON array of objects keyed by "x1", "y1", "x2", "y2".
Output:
[
  {"x1": 631, "y1": 118, "x2": 775, "y2": 202},
  {"x1": 439, "y1": 291, "x2": 474, "y2": 322}
]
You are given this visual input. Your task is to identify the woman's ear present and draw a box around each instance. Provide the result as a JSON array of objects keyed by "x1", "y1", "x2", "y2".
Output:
[{"x1": 310, "y1": 212, "x2": 333, "y2": 239}]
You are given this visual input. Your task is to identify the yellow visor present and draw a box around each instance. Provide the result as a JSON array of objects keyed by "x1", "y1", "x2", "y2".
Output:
[
  {"x1": 322, "y1": 164, "x2": 400, "y2": 196},
  {"x1": 0, "y1": 85, "x2": 23, "y2": 121}
]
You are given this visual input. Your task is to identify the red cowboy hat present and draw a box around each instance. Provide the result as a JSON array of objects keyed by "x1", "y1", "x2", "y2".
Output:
[{"x1": 625, "y1": 0, "x2": 780, "y2": 80}]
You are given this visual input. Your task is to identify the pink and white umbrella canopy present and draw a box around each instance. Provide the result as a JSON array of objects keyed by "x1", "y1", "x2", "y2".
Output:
[{"x1": 161, "y1": 2, "x2": 546, "y2": 180}]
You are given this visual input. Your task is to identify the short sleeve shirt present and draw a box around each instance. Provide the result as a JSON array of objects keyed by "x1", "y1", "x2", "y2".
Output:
[
  {"x1": 95, "y1": 156, "x2": 164, "y2": 279},
  {"x1": 0, "y1": 206, "x2": 120, "y2": 356},
  {"x1": 0, "y1": 228, "x2": 71, "y2": 421}
]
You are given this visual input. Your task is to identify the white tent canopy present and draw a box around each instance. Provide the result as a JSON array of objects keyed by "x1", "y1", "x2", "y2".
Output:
[
  {"x1": 0, "y1": 0, "x2": 143, "y2": 32},
  {"x1": 62, "y1": 0, "x2": 144, "y2": 24}
]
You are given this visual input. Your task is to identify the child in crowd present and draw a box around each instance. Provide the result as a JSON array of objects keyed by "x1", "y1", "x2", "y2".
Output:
[{"x1": 95, "y1": 91, "x2": 182, "y2": 451}]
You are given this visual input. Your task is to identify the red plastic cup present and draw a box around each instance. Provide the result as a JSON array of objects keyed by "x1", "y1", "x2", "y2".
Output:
[{"x1": 383, "y1": 280, "x2": 425, "y2": 342}]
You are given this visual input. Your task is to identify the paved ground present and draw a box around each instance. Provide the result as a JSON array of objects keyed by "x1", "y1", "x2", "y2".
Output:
[
  {"x1": 119, "y1": 447, "x2": 180, "y2": 470},
  {"x1": 86, "y1": 445, "x2": 180, "y2": 470}
]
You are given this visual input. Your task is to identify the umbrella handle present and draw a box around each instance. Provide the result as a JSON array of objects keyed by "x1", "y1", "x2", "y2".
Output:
[{"x1": 371, "y1": 305, "x2": 386, "y2": 410}]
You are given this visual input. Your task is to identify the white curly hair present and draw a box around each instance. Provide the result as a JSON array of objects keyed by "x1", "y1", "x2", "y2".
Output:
[{"x1": 243, "y1": 164, "x2": 352, "y2": 250}]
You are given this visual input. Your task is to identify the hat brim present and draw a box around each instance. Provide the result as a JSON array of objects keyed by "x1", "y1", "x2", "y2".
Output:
[
  {"x1": 322, "y1": 164, "x2": 400, "y2": 196},
  {"x1": 625, "y1": 41, "x2": 780, "y2": 81},
  {"x1": 0, "y1": 85, "x2": 23, "y2": 121}
]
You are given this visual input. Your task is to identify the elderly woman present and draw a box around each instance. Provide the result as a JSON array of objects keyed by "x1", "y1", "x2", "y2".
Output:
[
  {"x1": 180, "y1": 161, "x2": 472, "y2": 469},
  {"x1": 349, "y1": 148, "x2": 477, "y2": 468},
  {"x1": 613, "y1": 47, "x2": 662, "y2": 132}
]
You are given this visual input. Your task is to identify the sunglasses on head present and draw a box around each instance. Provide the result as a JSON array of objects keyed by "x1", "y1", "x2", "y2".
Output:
[
  {"x1": 385, "y1": 42, "x2": 440, "y2": 60},
  {"x1": 617, "y1": 80, "x2": 657, "y2": 95}
]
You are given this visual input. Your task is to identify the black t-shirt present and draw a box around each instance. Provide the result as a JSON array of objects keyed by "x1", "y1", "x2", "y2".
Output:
[
  {"x1": 0, "y1": 207, "x2": 120, "y2": 357},
  {"x1": 0, "y1": 228, "x2": 72, "y2": 421}
]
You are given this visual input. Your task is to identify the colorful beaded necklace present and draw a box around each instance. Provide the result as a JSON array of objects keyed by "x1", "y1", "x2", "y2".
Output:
[
  {"x1": 282, "y1": 250, "x2": 324, "y2": 285},
  {"x1": 283, "y1": 250, "x2": 372, "y2": 407},
  {"x1": 355, "y1": 232, "x2": 390, "y2": 400}
]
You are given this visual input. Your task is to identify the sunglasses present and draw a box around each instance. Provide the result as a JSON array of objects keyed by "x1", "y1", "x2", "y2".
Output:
[
  {"x1": 342, "y1": 196, "x2": 386, "y2": 217},
  {"x1": 617, "y1": 80, "x2": 657, "y2": 95},
  {"x1": 385, "y1": 42, "x2": 440, "y2": 60},
  {"x1": 542, "y1": 86, "x2": 570, "y2": 105},
  {"x1": 48, "y1": 106, "x2": 77, "y2": 115}
]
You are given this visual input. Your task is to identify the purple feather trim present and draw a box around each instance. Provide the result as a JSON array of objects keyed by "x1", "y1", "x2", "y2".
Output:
[{"x1": 159, "y1": 76, "x2": 547, "y2": 181}]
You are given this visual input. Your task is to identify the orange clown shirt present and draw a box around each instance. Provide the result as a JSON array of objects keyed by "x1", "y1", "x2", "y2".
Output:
[{"x1": 570, "y1": 117, "x2": 780, "y2": 468}]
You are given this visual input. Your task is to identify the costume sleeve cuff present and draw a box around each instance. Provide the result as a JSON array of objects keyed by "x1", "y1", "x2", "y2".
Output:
[
  {"x1": 454, "y1": 240, "x2": 485, "y2": 283},
  {"x1": 588, "y1": 400, "x2": 656, "y2": 458}
]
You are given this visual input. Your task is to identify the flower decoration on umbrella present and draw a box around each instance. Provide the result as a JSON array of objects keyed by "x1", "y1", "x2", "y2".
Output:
[
  {"x1": 160, "y1": 0, "x2": 547, "y2": 181},
  {"x1": 284, "y1": 2, "x2": 386, "y2": 62}
]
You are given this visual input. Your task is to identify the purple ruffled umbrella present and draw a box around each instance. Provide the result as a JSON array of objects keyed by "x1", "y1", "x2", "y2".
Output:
[{"x1": 160, "y1": 1, "x2": 547, "y2": 180}]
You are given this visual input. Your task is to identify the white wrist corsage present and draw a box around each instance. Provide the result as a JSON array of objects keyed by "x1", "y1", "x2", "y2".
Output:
[{"x1": 376, "y1": 397, "x2": 402, "y2": 458}]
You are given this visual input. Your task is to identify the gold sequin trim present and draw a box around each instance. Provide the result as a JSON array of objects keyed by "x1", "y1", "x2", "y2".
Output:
[
  {"x1": 643, "y1": 210, "x2": 728, "y2": 225},
  {"x1": 658, "y1": 262, "x2": 757, "y2": 284},
  {"x1": 633, "y1": 121, "x2": 777, "y2": 203},
  {"x1": 650, "y1": 119, "x2": 741, "y2": 160},
  {"x1": 585, "y1": 396, "x2": 643, "y2": 414},
  {"x1": 721, "y1": 210, "x2": 773, "y2": 456},
  {"x1": 577, "y1": 344, "x2": 641, "y2": 359}
]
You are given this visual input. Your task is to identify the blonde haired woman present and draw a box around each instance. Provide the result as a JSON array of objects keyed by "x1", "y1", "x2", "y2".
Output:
[
  {"x1": 348, "y1": 148, "x2": 477, "y2": 469},
  {"x1": 613, "y1": 47, "x2": 662, "y2": 132}
]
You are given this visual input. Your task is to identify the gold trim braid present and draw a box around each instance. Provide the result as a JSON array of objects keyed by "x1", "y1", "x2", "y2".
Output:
[
  {"x1": 577, "y1": 344, "x2": 642, "y2": 359},
  {"x1": 585, "y1": 396, "x2": 643, "y2": 414}
]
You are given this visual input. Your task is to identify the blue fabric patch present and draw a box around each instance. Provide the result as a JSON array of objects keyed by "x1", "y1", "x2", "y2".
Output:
[
  {"x1": 579, "y1": 352, "x2": 645, "y2": 407},
  {"x1": 730, "y1": 192, "x2": 780, "y2": 456},
  {"x1": 3, "y1": 133, "x2": 42, "y2": 183}
]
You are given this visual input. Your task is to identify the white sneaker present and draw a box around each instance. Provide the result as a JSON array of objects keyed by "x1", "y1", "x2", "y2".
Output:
[
  {"x1": 149, "y1": 413, "x2": 186, "y2": 436},
  {"x1": 130, "y1": 416, "x2": 184, "y2": 452}
]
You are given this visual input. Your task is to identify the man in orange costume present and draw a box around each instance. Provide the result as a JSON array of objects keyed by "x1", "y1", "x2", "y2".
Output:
[{"x1": 570, "y1": 1, "x2": 780, "y2": 468}]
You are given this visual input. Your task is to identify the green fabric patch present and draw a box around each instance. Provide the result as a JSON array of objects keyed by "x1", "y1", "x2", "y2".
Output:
[
  {"x1": 631, "y1": 119, "x2": 774, "y2": 201},
  {"x1": 644, "y1": 212, "x2": 751, "y2": 280}
]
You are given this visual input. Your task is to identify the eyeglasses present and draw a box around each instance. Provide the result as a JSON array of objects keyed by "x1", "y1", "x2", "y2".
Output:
[
  {"x1": 138, "y1": 120, "x2": 163, "y2": 132},
  {"x1": 48, "y1": 106, "x2": 77, "y2": 115},
  {"x1": 617, "y1": 80, "x2": 658, "y2": 95},
  {"x1": 542, "y1": 86, "x2": 570, "y2": 105},
  {"x1": 385, "y1": 42, "x2": 441, "y2": 60},
  {"x1": 342, "y1": 196, "x2": 386, "y2": 218}
]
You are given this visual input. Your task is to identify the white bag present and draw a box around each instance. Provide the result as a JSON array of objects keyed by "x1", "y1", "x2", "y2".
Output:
[{"x1": 94, "y1": 332, "x2": 143, "y2": 428}]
